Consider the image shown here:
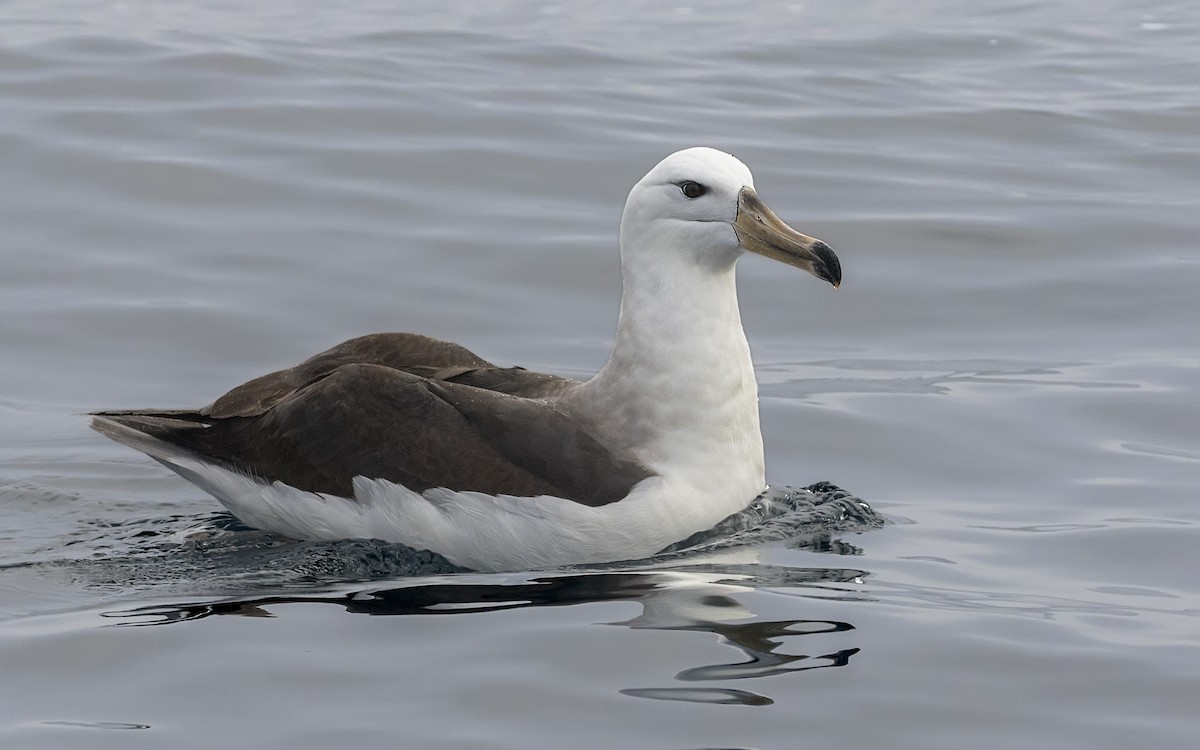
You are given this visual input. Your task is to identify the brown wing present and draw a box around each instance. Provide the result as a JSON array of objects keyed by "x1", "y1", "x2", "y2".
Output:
[
  {"x1": 204, "y1": 332, "x2": 576, "y2": 418},
  {"x1": 94, "y1": 334, "x2": 650, "y2": 506}
]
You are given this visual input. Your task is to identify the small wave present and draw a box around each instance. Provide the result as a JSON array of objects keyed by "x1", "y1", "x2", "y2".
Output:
[{"x1": 662, "y1": 482, "x2": 884, "y2": 555}]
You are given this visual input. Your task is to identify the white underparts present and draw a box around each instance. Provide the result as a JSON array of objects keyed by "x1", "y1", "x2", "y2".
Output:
[{"x1": 163, "y1": 452, "x2": 758, "y2": 572}]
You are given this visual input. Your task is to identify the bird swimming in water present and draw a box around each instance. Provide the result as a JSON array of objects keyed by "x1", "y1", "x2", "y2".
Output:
[{"x1": 92, "y1": 147, "x2": 841, "y2": 572}]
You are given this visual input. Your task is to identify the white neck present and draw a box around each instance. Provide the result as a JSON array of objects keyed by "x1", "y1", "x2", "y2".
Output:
[{"x1": 574, "y1": 231, "x2": 765, "y2": 494}]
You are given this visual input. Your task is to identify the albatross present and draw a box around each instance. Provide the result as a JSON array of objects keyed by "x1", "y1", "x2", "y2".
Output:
[{"x1": 92, "y1": 147, "x2": 841, "y2": 572}]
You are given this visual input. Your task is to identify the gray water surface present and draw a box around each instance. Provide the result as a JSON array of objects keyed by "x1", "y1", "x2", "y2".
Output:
[{"x1": 1, "y1": 1, "x2": 1198, "y2": 748}]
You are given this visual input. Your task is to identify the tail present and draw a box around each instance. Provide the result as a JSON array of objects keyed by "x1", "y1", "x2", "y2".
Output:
[
  {"x1": 91, "y1": 411, "x2": 284, "y2": 528},
  {"x1": 90, "y1": 411, "x2": 210, "y2": 467}
]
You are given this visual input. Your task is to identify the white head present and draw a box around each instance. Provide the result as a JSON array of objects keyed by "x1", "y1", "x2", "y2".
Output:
[{"x1": 619, "y1": 147, "x2": 840, "y2": 285}]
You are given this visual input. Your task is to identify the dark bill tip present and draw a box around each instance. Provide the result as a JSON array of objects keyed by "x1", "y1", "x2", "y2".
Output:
[{"x1": 812, "y1": 241, "x2": 842, "y2": 288}]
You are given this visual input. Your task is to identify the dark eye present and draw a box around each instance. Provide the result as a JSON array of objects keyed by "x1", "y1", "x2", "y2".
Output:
[{"x1": 679, "y1": 181, "x2": 707, "y2": 199}]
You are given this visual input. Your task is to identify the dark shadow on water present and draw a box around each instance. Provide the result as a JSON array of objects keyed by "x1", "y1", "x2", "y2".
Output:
[
  {"x1": 103, "y1": 568, "x2": 868, "y2": 623},
  {"x1": 103, "y1": 566, "x2": 867, "y2": 706}
]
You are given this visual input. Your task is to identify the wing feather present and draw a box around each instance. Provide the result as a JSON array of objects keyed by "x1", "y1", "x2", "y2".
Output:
[{"x1": 94, "y1": 334, "x2": 649, "y2": 506}]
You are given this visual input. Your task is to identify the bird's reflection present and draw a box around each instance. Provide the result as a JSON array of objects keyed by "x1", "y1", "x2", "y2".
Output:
[
  {"x1": 105, "y1": 566, "x2": 865, "y2": 706},
  {"x1": 609, "y1": 571, "x2": 861, "y2": 705}
]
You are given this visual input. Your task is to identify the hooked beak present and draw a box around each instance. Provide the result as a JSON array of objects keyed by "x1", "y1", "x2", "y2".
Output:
[{"x1": 733, "y1": 187, "x2": 841, "y2": 288}]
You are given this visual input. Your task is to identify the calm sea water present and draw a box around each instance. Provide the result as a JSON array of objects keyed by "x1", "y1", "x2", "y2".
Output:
[{"x1": 1, "y1": 1, "x2": 1197, "y2": 748}]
